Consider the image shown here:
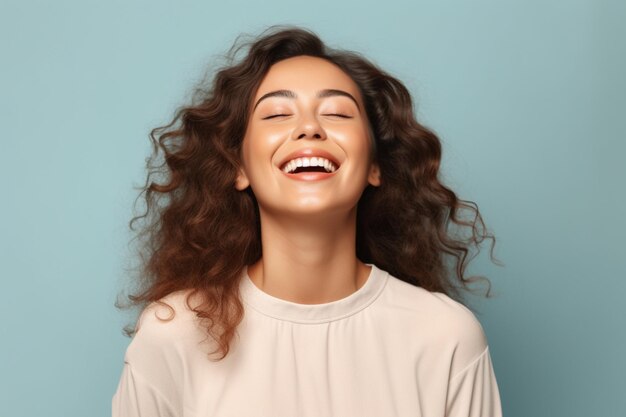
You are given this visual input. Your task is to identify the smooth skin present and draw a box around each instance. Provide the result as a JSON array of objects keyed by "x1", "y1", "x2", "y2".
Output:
[{"x1": 235, "y1": 55, "x2": 381, "y2": 304}]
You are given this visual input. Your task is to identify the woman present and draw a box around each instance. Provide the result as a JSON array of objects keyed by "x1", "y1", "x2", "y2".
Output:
[{"x1": 112, "y1": 25, "x2": 503, "y2": 417}]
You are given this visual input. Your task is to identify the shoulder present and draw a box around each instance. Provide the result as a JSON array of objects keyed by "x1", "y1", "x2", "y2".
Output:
[
  {"x1": 383, "y1": 273, "x2": 489, "y2": 373},
  {"x1": 137, "y1": 290, "x2": 200, "y2": 330},
  {"x1": 118, "y1": 290, "x2": 201, "y2": 411},
  {"x1": 125, "y1": 289, "x2": 205, "y2": 366},
  {"x1": 134, "y1": 289, "x2": 201, "y2": 336}
]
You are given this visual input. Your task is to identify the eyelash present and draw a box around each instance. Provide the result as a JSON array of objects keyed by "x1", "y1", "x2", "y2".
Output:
[{"x1": 263, "y1": 113, "x2": 352, "y2": 119}]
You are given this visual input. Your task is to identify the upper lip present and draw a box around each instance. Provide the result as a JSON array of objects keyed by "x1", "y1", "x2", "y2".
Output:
[{"x1": 278, "y1": 148, "x2": 341, "y2": 170}]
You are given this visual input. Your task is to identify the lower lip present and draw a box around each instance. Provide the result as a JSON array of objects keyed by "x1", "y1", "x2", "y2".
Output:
[{"x1": 280, "y1": 169, "x2": 338, "y2": 181}]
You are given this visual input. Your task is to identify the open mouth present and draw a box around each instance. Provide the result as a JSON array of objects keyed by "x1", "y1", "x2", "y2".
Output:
[
  {"x1": 280, "y1": 157, "x2": 339, "y2": 174},
  {"x1": 278, "y1": 159, "x2": 339, "y2": 181},
  {"x1": 289, "y1": 166, "x2": 331, "y2": 174}
]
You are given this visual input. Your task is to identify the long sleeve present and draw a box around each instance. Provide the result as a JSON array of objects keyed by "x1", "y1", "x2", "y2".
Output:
[
  {"x1": 111, "y1": 297, "x2": 189, "y2": 417},
  {"x1": 112, "y1": 361, "x2": 177, "y2": 417},
  {"x1": 445, "y1": 346, "x2": 503, "y2": 417}
]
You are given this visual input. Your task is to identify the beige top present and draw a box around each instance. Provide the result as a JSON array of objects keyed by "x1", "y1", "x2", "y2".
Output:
[{"x1": 112, "y1": 263, "x2": 503, "y2": 416}]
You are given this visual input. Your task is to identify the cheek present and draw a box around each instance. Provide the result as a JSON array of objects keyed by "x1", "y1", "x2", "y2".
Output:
[
  {"x1": 247, "y1": 125, "x2": 288, "y2": 153},
  {"x1": 334, "y1": 125, "x2": 371, "y2": 154},
  {"x1": 241, "y1": 131, "x2": 279, "y2": 173}
]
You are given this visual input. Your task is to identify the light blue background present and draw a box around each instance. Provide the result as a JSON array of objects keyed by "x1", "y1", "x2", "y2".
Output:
[{"x1": 1, "y1": 1, "x2": 624, "y2": 416}]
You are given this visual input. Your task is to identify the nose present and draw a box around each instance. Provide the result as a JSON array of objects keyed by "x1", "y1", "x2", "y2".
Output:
[{"x1": 292, "y1": 114, "x2": 327, "y2": 141}]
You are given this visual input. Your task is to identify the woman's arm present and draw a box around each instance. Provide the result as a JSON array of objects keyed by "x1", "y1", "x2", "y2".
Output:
[
  {"x1": 112, "y1": 362, "x2": 178, "y2": 417},
  {"x1": 445, "y1": 345, "x2": 503, "y2": 417}
]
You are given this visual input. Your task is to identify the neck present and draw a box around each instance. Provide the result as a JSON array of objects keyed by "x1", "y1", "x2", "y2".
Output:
[{"x1": 247, "y1": 206, "x2": 370, "y2": 304}]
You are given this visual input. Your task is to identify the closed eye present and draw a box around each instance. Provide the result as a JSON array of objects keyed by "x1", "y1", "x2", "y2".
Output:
[
  {"x1": 325, "y1": 114, "x2": 352, "y2": 118},
  {"x1": 262, "y1": 113, "x2": 352, "y2": 120},
  {"x1": 262, "y1": 114, "x2": 291, "y2": 120}
]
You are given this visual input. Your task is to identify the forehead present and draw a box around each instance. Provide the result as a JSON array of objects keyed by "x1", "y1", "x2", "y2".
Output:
[{"x1": 254, "y1": 56, "x2": 361, "y2": 99}]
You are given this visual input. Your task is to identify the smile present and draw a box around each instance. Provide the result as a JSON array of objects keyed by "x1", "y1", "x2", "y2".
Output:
[
  {"x1": 280, "y1": 156, "x2": 338, "y2": 174},
  {"x1": 278, "y1": 154, "x2": 340, "y2": 181},
  {"x1": 279, "y1": 165, "x2": 339, "y2": 181}
]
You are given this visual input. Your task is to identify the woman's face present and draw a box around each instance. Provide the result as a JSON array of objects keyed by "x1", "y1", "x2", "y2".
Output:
[{"x1": 236, "y1": 55, "x2": 380, "y2": 218}]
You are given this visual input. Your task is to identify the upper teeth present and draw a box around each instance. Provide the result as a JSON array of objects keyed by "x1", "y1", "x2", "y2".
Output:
[{"x1": 282, "y1": 157, "x2": 338, "y2": 174}]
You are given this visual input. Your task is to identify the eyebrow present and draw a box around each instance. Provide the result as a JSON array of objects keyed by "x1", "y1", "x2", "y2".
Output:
[{"x1": 253, "y1": 89, "x2": 361, "y2": 112}]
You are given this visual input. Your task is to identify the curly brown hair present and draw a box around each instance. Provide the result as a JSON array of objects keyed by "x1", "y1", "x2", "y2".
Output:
[{"x1": 116, "y1": 24, "x2": 502, "y2": 361}]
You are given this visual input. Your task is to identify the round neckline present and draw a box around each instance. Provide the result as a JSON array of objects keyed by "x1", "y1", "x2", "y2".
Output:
[{"x1": 240, "y1": 263, "x2": 388, "y2": 324}]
